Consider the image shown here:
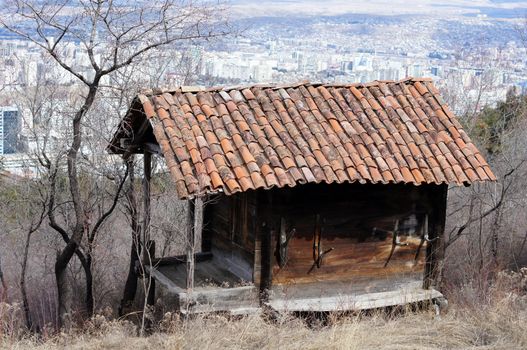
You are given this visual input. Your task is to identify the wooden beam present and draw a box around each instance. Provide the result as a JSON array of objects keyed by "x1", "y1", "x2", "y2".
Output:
[
  {"x1": 142, "y1": 151, "x2": 152, "y2": 262},
  {"x1": 123, "y1": 142, "x2": 162, "y2": 159},
  {"x1": 258, "y1": 191, "x2": 274, "y2": 304},
  {"x1": 143, "y1": 142, "x2": 161, "y2": 155},
  {"x1": 119, "y1": 155, "x2": 141, "y2": 317},
  {"x1": 152, "y1": 252, "x2": 213, "y2": 266},
  {"x1": 259, "y1": 222, "x2": 273, "y2": 303},
  {"x1": 144, "y1": 265, "x2": 186, "y2": 295},
  {"x1": 186, "y1": 198, "x2": 196, "y2": 292},
  {"x1": 135, "y1": 118, "x2": 152, "y2": 141},
  {"x1": 142, "y1": 154, "x2": 156, "y2": 333},
  {"x1": 268, "y1": 283, "x2": 443, "y2": 312},
  {"x1": 253, "y1": 238, "x2": 262, "y2": 287},
  {"x1": 424, "y1": 184, "x2": 448, "y2": 289},
  {"x1": 147, "y1": 240, "x2": 156, "y2": 307},
  {"x1": 122, "y1": 117, "x2": 152, "y2": 159},
  {"x1": 178, "y1": 285, "x2": 259, "y2": 315},
  {"x1": 201, "y1": 200, "x2": 213, "y2": 252}
]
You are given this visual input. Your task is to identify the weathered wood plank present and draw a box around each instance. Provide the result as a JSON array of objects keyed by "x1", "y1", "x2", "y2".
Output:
[
  {"x1": 267, "y1": 280, "x2": 442, "y2": 312},
  {"x1": 210, "y1": 247, "x2": 253, "y2": 282},
  {"x1": 145, "y1": 265, "x2": 186, "y2": 295},
  {"x1": 187, "y1": 199, "x2": 196, "y2": 291},
  {"x1": 179, "y1": 285, "x2": 260, "y2": 314},
  {"x1": 142, "y1": 151, "x2": 152, "y2": 262},
  {"x1": 267, "y1": 287, "x2": 442, "y2": 312},
  {"x1": 147, "y1": 241, "x2": 156, "y2": 308},
  {"x1": 424, "y1": 184, "x2": 448, "y2": 288},
  {"x1": 152, "y1": 252, "x2": 213, "y2": 266},
  {"x1": 253, "y1": 238, "x2": 262, "y2": 287}
]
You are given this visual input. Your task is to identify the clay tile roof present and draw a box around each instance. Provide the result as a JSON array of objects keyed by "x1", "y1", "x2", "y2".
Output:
[{"x1": 109, "y1": 78, "x2": 497, "y2": 199}]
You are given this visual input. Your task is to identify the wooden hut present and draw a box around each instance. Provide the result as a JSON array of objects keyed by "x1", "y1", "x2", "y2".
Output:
[{"x1": 108, "y1": 78, "x2": 496, "y2": 314}]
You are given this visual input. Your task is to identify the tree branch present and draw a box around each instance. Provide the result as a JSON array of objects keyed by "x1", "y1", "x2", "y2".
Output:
[
  {"x1": 89, "y1": 164, "x2": 129, "y2": 243},
  {"x1": 446, "y1": 161, "x2": 523, "y2": 247}
]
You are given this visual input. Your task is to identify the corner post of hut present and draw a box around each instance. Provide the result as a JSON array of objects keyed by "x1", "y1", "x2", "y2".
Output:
[
  {"x1": 424, "y1": 183, "x2": 449, "y2": 290},
  {"x1": 184, "y1": 195, "x2": 205, "y2": 306},
  {"x1": 142, "y1": 150, "x2": 156, "y2": 310},
  {"x1": 186, "y1": 197, "x2": 196, "y2": 293}
]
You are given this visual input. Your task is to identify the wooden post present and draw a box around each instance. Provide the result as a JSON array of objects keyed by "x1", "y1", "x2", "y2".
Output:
[
  {"x1": 142, "y1": 152, "x2": 155, "y2": 332},
  {"x1": 119, "y1": 156, "x2": 142, "y2": 316},
  {"x1": 202, "y1": 200, "x2": 213, "y2": 252},
  {"x1": 259, "y1": 192, "x2": 274, "y2": 304},
  {"x1": 186, "y1": 198, "x2": 196, "y2": 292},
  {"x1": 142, "y1": 151, "x2": 152, "y2": 261},
  {"x1": 260, "y1": 222, "x2": 273, "y2": 302},
  {"x1": 195, "y1": 196, "x2": 204, "y2": 253},
  {"x1": 147, "y1": 240, "x2": 156, "y2": 307},
  {"x1": 253, "y1": 197, "x2": 262, "y2": 287},
  {"x1": 424, "y1": 184, "x2": 448, "y2": 289}
]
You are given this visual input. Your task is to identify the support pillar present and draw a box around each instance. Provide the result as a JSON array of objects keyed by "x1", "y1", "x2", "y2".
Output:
[
  {"x1": 119, "y1": 156, "x2": 141, "y2": 316},
  {"x1": 146, "y1": 240, "x2": 156, "y2": 307},
  {"x1": 142, "y1": 151, "x2": 152, "y2": 262},
  {"x1": 186, "y1": 199, "x2": 196, "y2": 292}
]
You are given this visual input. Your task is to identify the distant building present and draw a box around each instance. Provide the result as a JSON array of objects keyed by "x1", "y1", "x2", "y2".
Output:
[
  {"x1": 0, "y1": 106, "x2": 20, "y2": 154},
  {"x1": 340, "y1": 61, "x2": 353, "y2": 73}
]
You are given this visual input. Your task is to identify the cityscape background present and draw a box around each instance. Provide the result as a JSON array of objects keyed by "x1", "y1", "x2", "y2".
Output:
[{"x1": 1, "y1": 0, "x2": 527, "y2": 174}]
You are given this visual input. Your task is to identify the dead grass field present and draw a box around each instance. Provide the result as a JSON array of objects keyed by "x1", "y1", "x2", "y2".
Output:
[
  {"x1": 2, "y1": 270, "x2": 527, "y2": 350},
  {"x1": 1, "y1": 300, "x2": 526, "y2": 350}
]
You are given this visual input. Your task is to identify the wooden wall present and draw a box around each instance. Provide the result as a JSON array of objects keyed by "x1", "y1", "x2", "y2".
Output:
[
  {"x1": 256, "y1": 183, "x2": 447, "y2": 289},
  {"x1": 203, "y1": 182, "x2": 448, "y2": 292},
  {"x1": 202, "y1": 191, "x2": 258, "y2": 282}
]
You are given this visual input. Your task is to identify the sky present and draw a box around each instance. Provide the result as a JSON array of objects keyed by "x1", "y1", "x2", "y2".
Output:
[{"x1": 228, "y1": 0, "x2": 527, "y2": 18}]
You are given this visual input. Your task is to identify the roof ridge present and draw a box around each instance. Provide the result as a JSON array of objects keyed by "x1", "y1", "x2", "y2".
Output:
[{"x1": 137, "y1": 77, "x2": 435, "y2": 97}]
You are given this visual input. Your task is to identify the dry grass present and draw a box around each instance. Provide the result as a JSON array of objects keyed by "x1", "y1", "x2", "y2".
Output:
[
  {"x1": 2, "y1": 271, "x2": 527, "y2": 350},
  {"x1": 2, "y1": 301, "x2": 526, "y2": 350}
]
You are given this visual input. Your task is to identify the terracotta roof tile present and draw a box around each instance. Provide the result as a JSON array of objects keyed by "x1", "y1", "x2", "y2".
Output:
[{"x1": 109, "y1": 78, "x2": 497, "y2": 199}]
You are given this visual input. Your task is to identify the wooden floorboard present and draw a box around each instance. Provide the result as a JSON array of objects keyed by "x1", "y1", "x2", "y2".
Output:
[
  {"x1": 267, "y1": 280, "x2": 442, "y2": 312},
  {"x1": 150, "y1": 264, "x2": 259, "y2": 314},
  {"x1": 150, "y1": 263, "x2": 441, "y2": 314},
  {"x1": 179, "y1": 285, "x2": 260, "y2": 314},
  {"x1": 157, "y1": 259, "x2": 246, "y2": 288}
]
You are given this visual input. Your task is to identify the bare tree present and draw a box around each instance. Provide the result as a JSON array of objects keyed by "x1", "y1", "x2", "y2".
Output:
[
  {"x1": 0, "y1": 0, "x2": 228, "y2": 326},
  {"x1": 0, "y1": 171, "x2": 48, "y2": 330},
  {"x1": 442, "y1": 87, "x2": 527, "y2": 294},
  {"x1": 19, "y1": 186, "x2": 47, "y2": 331},
  {"x1": 0, "y1": 253, "x2": 6, "y2": 303}
]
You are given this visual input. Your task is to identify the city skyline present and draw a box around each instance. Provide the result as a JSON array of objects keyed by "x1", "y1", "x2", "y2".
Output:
[
  {"x1": 229, "y1": 0, "x2": 527, "y2": 17},
  {"x1": 1, "y1": 0, "x2": 526, "y2": 172}
]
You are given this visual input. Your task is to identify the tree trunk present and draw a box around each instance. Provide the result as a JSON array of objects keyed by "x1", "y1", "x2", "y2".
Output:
[
  {"x1": 0, "y1": 253, "x2": 7, "y2": 303},
  {"x1": 119, "y1": 238, "x2": 140, "y2": 316},
  {"x1": 83, "y1": 255, "x2": 94, "y2": 317},
  {"x1": 490, "y1": 207, "x2": 501, "y2": 267},
  {"x1": 55, "y1": 82, "x2": 99, "y2": 327},
  {"x1": 20, "y1": 230, "x2": 34, "y2": 330},
  {"x1": 55, "y1": 241, "x2": 78, "y2": 328}
]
